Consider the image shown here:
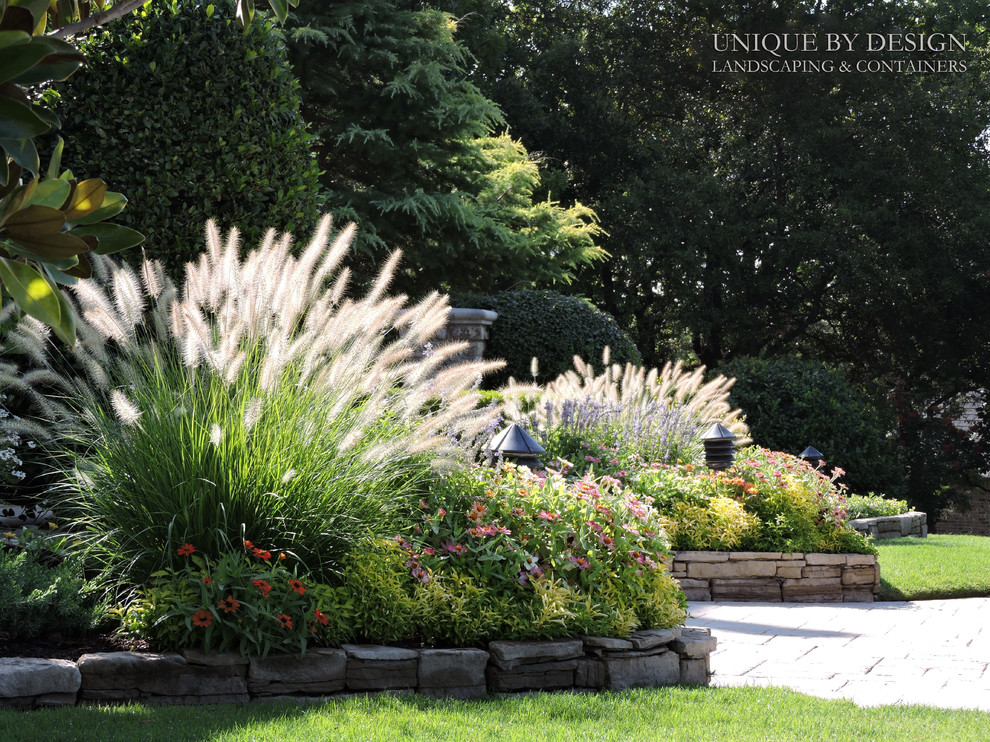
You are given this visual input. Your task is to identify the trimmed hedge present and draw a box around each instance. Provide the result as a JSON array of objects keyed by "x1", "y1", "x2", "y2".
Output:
[
  {"x1": 51, "y1": 0, "x2": 322, "y2": 278},
  {"x1": 718, "y1": 356, "x2": 905, "y2": 496},
  {"x1": 452, "y1": 290, "x2": 642, "y2": 389}
]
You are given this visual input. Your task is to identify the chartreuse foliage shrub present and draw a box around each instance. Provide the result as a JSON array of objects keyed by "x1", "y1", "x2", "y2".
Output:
[
  {"x1": 452, "y1": 290, "x2": 641, "y2": 388},
  {"x1": 512, "y1": 354, "x2": 748, "y2": 470},
  {"x1": 630, "y1": 448, "x2": 874, "y2": 555},
  {"x1": 0, "y1": 217, "x2": 501, "y2": 591},
  {"x1": 719, "y1": 356, "x2": 904, "y2": 497},
  {"x1": 845, "y1": 493, "x2": 911, "y2": 519},
  {"x1": 51, "y1": 0, "x2": 322, "y2": 278},
  {"x1": 0, "y1": 544, "x2": 105, "y2": 640}
]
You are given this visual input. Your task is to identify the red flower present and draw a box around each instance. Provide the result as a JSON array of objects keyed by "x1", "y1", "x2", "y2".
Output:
[
  {"x1": 243, "y1": 540, "x2": 254, "y2": 549},
  {"x1": 176, "y1": 543, "x2": 196, "y2": 556},
  {"x1": 218, "y1": 596, "x2": 241, "y2": 614},
  {"x1": 252, "y1": 579, "x2": 272, "y2": 597},
  {"x1": 312, "y1": 609, "x2": 330, "y2": 626},
  {"x1": 252, "y1": 547, "x2": 272, "y2": 561},
  {"x1": 276, "y1": 613, "x2": 293, "y2": 629},
  {"x1": 289, "y1": 578, "x2": 306, "y2": 595},
  {"x1": 192, "y1": 609, "x2": 213, "y2": 627},
  {"x1": 202, "y1": 576, "x2": 213, "y2": 585}
]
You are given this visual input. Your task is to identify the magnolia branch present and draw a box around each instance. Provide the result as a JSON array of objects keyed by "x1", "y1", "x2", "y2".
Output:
[{"x1": 49, "y1": 0, "x2": 147, "y2": 39}]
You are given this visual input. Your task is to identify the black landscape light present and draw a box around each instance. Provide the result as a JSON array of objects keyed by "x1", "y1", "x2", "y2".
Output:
[
  {"x1": 701, "y1": 423, "x2": 737, "y2": 471},
  {"x1": 799, "y1": 446, "x2": 824, "y2": 469},
  {"x1": 486, "y1": 423, "x2": 546, "y2": 469}
]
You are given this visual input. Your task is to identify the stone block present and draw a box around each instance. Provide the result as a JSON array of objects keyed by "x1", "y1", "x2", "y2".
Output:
[
  {"x1": 0, "y1": 658, "x2": 80, "y2": 704},
  {"x1": 181, "y1": 650, "x2": 248, "y2": 669},
  {"x1": 487, "y1": 640, "x2": 582, "y2": 670},
  {"x1": 603, "y1": 650, "x2": 679, "y2": 690},
  {"x1": 787, "y1": 592, "x2": 843, "y2": 603},
  {"x1": 803, "y1": 554, "x2": 847, "y2": 565},
  {"x1": 781, "y1": 577, "x2": 841, "y2": 595},
  {"x1": 343, "y1": 645, "x2": 417, "y2": 691},
  {"x1": 673, "y1": 578, "x2": 709, "y2": 590},
  {"x1": 582, "y1": 636, "x2": 635, "y2": 651},
  {"x1": 249, "y1": 648, "x2": 346, "y2": 696},
  {"x1": 672, "y1": 551, "x2": 730, "y2": 563},
  {"x1": 680, "y1": 587, "x2": 712, "y2": 601},
  {"x1": 775, "y1": 566, "x2": 803, "y2": 579},
  {"x1": 486, "y1": 659, "x2": 577, "y2": 692},
  {"x1": 574, "y1": 658, "x2": 607, "y2": 689},
  {"x1": 670, "y1": 628, "x2": 717, "y2": 659},
  {"x1": 418, "y1": 649, "x2": 488, "y2": 690},
  {"x1": 843, "y1": 555, "x2": 877, "y2": 566},
  {"x1": 727, "y1": 552, "x2": 783, "y2": 560},
  {"x1": 78, "y1": 652, "x2": 247, "y2": 701},
  {"x1": 679, "y1": 658, "x2": 709, "y2": 686},
  {"x1": 841, "y1": 567, "x2": 878, "y2": 586},
  {"x1": 627, "y1": 628, "x2": 681, "y2": 651},
  {"x1": 711, "y1": 578, "x2": 781, "y2": 601},
  {"x1": 801, "y1": 566, "x2": 842, "y2": 579},
  {"x1": 688, "y1": 560, "x2": 777, "y2": 579}
]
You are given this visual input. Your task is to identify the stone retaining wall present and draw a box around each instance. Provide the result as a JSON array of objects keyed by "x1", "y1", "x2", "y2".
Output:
[
  {"x1": 670, "y1": 551, "x2": 879, "y2": 602},
  {"x1": 847, "y1": 512, "x2": 927, "y2": 540},
  {"x1": 0, "y1": 629, "x2": 715, "y2": 708}
]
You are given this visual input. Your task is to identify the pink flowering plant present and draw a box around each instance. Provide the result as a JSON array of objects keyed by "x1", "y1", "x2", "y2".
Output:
[
  {"x1": 116, "y1": 540, "x2": 349, "y2": 657},
  {"x1": 398, "y1": 462, "x2": 686, "y2": 638},
  {"x1": 628, "y1": 447, "x2": 874, "y2": 554}
]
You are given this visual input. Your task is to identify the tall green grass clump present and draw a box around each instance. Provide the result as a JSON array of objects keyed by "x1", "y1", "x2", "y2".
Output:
[{"x1": 2, "y1": 217, "x2": 501, "y2": 589}]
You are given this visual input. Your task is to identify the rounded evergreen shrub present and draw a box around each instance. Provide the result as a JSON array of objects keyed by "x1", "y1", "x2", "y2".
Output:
[
  {"x1": 50, "y1": 0, "x2": 322, "y2": 278},
  {"x1": 718, "y1": 356, "x2": 905, "y2": 496},
  {"x1": 452, "y1": 290, "x2": 642, "y2": 388}
]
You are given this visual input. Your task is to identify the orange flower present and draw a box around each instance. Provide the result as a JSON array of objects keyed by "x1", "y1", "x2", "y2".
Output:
[
  {"x1": 289, "y1": 578, "x2": 306, "y2": 595},
  {"x1": 176, "y1": 543, "x2": 196, "y2": 556},
  {"x1": 276, "y1": 613, "x2": 293, "y2": 629},
  {"x1": 243, "y1": 540, "x2": 254, "y2": 549},
  {"x1": 218, "y1": 595, "x2": 241, "y2": 614},
  {"x1": 252, "y1": 547, "x2": 272, "y2": 561},
  {"x1": 252, "y1": 579, "x2": 272, "y2": 597},
  {"x1": 278, "y1": 553, "x2": 286, "y2": 561},
  {"x1": 192, "y1": 609, "x2": 213, "y2": 627}
]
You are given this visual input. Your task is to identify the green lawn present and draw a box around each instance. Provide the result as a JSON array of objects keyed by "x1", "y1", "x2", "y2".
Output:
[
  {"x1": 1, "y1": 687, "x2": 989, "y2": 742},
  {"x1": 876, "y1": 534, "x2": 990, "y2": 600}
]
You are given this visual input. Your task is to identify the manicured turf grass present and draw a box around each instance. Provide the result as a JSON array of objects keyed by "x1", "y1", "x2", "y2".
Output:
[
  {"x1": 2, "y1": 687, "x2": 989, "y2": 742},
  {"x1": 876, "y1": 534, "x2": 990, "y2": 600}
]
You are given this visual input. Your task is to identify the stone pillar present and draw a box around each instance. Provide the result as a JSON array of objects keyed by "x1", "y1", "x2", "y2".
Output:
[{"x1": 432, "y1": 308, "x2": 498, "y2": 363}]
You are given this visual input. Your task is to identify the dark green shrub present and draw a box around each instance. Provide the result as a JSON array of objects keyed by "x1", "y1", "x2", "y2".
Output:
[
  {"x1": 451, "y1": 290, "x2": 642, "y2": 389},
  {"x1": 719, "y1": 357, "x2": 905, "y2": 496},
  {"x1": 0, "y1": 548, "x2": 104, "y2": 640},
  {"x1": 51, "y1": 0, "x2": 322, "y2": 278}
]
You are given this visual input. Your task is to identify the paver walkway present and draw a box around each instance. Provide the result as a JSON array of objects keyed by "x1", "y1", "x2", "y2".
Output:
[{"x1": 685, "y1": 598, "x2": 990, "y2": 711}]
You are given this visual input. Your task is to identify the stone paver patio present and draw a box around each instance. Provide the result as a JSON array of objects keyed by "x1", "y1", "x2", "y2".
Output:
[{"x1": 685, "y1": 598, "x2": 990, "y2": 711}]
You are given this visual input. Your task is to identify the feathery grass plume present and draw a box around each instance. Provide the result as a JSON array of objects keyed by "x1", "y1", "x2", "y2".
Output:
[
  {"x1": 0, "y1": 215, "x2": 503, "y2": 589},
  {"x1": 506, "y1": 349, "x2": 749, "y2": 466}
]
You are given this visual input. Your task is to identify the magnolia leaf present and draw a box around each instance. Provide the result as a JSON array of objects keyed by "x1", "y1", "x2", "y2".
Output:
[
  {"x1": 0, "y1": 31, "x2": 33, "y2": 50},
  {"x1": 69, "y1": 189, "x2": 126, "y2": 225},
  {"x1": 45, "y1": 136, "x2": 64, "y2": 180},
  {"x1": 62, "y1": 252, "x2": 91, "y2": 279},
  {"x1": 10, "y1": 229, "x2": 89, "y2": 260},
  {"x1": 0, "y1": 96, "x2": 50, "y2": 140},
  {"x1": 63, "y1": 178, "x2": 107, "y2": 221},
  {"x1": 0, "y1": 253, "x2": 75, "y2": 344},
  {"x1": 236, "y1": 0, "x2": 254, "y2": 29},
  {"x1": 0, "y1": 37, "x2": 48, "y2": 84},
  {"x1": 0, "y1": 155, "x2": 6, "y2": 187},
  {"x1": 25, "y1": 178, "x2": 70, "y2": 209},
  {"x1": 71, "y1": 222, "x2": 145, "y2": 255},
  {"x1": 0, "y1": 134, "x2": 37, "y2": 174},
  {"x1": 2, "y1": 203, "x2": 65, "y2": 236},
  {"x1": 268, "y1": 0, "x2": 288, "y2": 23},
  {"x1": 0, "y1": 7, "x2": 35, "y2": 34}
]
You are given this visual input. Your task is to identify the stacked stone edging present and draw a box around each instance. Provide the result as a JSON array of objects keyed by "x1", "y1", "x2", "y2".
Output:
[
  {"x1": 0, "y1": 629, "x2": 715, "y2": 708},
  {"x1": 847, "y1": 511, "x2": 927, "y2": 540},
  {"x1": 670, "y1": 551, "x2": 879, "y2": 602}
]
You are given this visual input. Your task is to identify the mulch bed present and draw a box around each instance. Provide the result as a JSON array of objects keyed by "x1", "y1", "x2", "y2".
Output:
[{"x1": 0, "y1": 631, "x2": 150, "y2": 662}]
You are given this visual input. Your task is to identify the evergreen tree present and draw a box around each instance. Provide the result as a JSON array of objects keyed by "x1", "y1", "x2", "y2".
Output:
[{"x1": 286, "y1": 0, "x2": 603, "y2": 295}]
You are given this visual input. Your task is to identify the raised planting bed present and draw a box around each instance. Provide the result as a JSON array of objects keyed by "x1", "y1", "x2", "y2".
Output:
[
  {"x1": 848, "y1": 512, "x2": 927, "y2": 540},
  {"x1": 669, "y1": 551, "x2": 879, "y2": 602},
  {"x1": 0, "y1": 629, "x2": 715, "y2": 708}
]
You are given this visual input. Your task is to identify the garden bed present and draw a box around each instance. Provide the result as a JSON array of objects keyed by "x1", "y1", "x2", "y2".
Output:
[
  {"x1": 0, "y1": 629, "x2": 715, "y2": 708},
  {"x1": 669, "y1": 551, "x2": 879, "y2": 602}
]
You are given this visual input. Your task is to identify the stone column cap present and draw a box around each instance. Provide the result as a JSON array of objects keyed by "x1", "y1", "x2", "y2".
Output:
[{"x1": 448, "y1": 307, "x2": 498, "y2": 325}]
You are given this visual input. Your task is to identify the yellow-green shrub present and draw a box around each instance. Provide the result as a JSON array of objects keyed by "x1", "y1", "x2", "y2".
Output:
[{"x1": 662, "y1": 496, "x2": 759, "y2": 552}]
